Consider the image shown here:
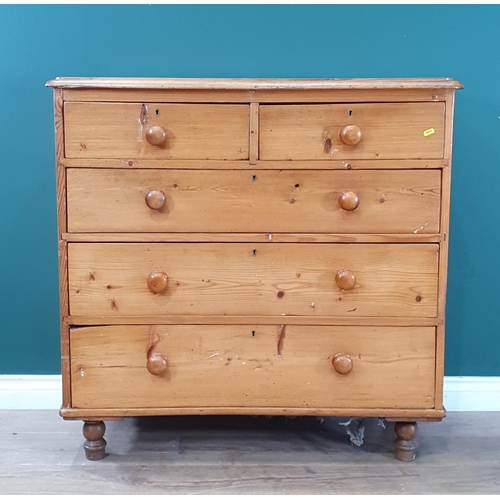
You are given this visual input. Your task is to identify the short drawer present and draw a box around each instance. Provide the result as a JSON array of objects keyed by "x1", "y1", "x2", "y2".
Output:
[
  {"x1": 64, "y1": 103, "x2": 249, "y2": 160},
  {"x1": 67, "y1": 168, "x2": 441, "y2": 234},
  {"x1": 68, "y1": 243, "x2": 438, "y2": 318},
  {"x1": 70, "y1": 325, "x2": 436, "y2": 409},
  {"x1": 260, "y1": 103, "x2": 445, "y2": 160}
]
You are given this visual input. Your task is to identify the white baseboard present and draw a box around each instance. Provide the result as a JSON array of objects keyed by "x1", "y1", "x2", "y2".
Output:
[
  {"x1": 0, "y1": 375, "x2": 499, "y2": 411},
  {"x1": 0, "y1": 375, "x2": 63, "y2": 410},
  {"x1": 443, "y1": 376, "x2": 500, "y2": 411}
]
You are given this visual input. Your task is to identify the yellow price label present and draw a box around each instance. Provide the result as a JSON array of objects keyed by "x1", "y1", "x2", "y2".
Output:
[{"x1": 423, "y1": 128, "x2": 435, "y2": 137}]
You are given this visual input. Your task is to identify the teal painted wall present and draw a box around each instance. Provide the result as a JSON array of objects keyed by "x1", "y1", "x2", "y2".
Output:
[{"x1": 0, "y1": 5, "x2": 499, "y2": 375}]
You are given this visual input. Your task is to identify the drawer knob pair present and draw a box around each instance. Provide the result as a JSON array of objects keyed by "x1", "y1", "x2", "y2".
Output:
[
  {"x1": 146, "y1": 352, "x2": 352, "y2": 377},
  {"x1": 147, "y1": 270, "x2": 355, "y2": 293},
  {"x1": 332, "y1": 352, "x2": 353, "y2": 374},
  {"x1": 147, "y1": 353, "x2": 168, "y2": 376},
  {"x1": 146, "y1": 125, "x2": 167, "y2": 146}
]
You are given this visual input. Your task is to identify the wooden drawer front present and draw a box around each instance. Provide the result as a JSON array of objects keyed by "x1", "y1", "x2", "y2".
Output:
[
  {"x1": 260, "y1": 103, "x2": 445, "y2": 160},
  {"x1": 67, "y1": 169, "x2": 441, "y2": 234},
  {"x1": 68, "y1": 243, "x2": 438, "y2": 318},
  {"x1": 70, "y1": 325, "x2": 436, "y2": 409},
  {"x1": 64, "y1": 103, "x2": 249, "y2": 160}
]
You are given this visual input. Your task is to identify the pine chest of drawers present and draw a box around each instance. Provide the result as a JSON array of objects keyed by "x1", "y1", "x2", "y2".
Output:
[{"x1": 47, "y1": 77, "x2": 461, "y2": 461}]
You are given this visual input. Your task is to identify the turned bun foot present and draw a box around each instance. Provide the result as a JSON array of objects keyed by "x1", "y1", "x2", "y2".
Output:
[
  {"x1": 83, "y1": 421, "x2": 107, "y2": 461},
  {"x1": 394, "y1": 421, "x2": 418, "y2": 461}
]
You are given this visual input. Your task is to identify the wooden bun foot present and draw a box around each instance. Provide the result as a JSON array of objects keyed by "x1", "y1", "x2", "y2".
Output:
[
  {"x1": 83, "y1": 421, "x2": 107, "y2": 461},
  {"x1": 394, "y1": 421, "x2": 418, "y2": 461}
]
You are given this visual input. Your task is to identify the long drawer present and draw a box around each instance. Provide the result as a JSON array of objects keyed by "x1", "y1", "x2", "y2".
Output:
[
  {"x1": 67, "y1": 169, "x2": 441, "y2": 234},
  {"x1": 68, "y1": 243, "x2": 439, "y2": 318},
  {"x1": 64, "y1": 103, "x2": 250, "y2": 160},
  {"x1": 70, "y1": 325, "x2": 436, "y2": 409},
  {"x1": 260, "y1": 103, "x2": 445, "y2": 160}
]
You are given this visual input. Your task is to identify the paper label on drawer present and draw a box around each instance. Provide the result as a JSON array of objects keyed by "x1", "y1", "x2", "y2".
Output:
[{"x1": 423, "y1": 128, "x2": 435, "y2": 137}]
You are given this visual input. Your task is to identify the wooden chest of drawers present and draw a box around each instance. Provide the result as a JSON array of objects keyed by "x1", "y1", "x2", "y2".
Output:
[{"x1": 47, "y1": 77, "x2": 461, "y2": 461}]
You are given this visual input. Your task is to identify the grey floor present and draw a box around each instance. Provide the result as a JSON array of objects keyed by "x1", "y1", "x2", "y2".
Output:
[{"x1": 1, "y1": 410, "x2": 499, "y2": 494}]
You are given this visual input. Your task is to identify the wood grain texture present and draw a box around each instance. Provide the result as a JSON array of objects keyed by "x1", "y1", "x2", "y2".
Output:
[
  {"x1": 434, "y1": 164, "x2": 451, "y2": 411},
  {"x1": 60, "y1": 158, "x2": 447, "y2": 170},
  {"x1": 54, "y1": 89, "x2": 71, "y2": 407},
  {"x1": 59, "y1": 407, "x2": 445, "y2": 420},
  {"x1": 260, "y1": 103, "x2": 446, "y2": 160},
  {"x1": 62, "y1": 233, "x2": 444, "y2": 243},
  {"x1": 67, "y1": 243, "x2": 439, "y2": 318},
  {"x1": 70, "y1": 325, "x2": 435, "y2": 409},
  {"x1": 48, "y1": 78, "x2": 459, "y2": 460},
  {"x1": 60, "y1": 321, "x2": 71, "y2": 408},
  {"x1": 443, "y1": 89, "x2": 457, "y2": 161},
  {"x1": 53, "y1": 89, "x2": 71, "y2": 407},
  {"x1": 54, "y1": 90, "x2": 68, "y2": 317},
  {"x1": 249, "y1": 102, "x2": 259, "y2": 164},
  {"x1": 47, "y1": 77, "x2": 463, "y2": 89},
  {"x1": 66, "y1": 168, "x2": 441, "y2": 234},
  {"x1": 253, "y1": 159, "x2": 448, "y2": 170},
  {"x1": 435, "y1": 324, "x2": 445, "y2": 410},
  {"x1": 435, "y1": 90, "x2": 456, "y2": 408},
  {"x1": 64, "y1": 315, "x2": 441, "y2": 327},
  {"x1": 54, "y1": 89, "x2": 65, "y2": 160},
  {"x1": 60, "y1": 87, "x2": 450, "y2": 104},
  {"x1": 64, "y1": 103, "x2": 249, "y2": 160}
]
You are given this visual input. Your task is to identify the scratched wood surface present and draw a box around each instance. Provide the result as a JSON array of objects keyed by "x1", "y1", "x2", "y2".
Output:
[
  {"x1": 60, "y1": 88, "x2": 451, "y2": 104},
  {"x1": 62, "y1": 232, "x2": 444, "y2": 244},
  {"x1": 48, "y1": 79, "x2": 459, "y2": 463},
  {"x1": 60, "y1": 406, "x2": 445, "y2": 420},
  {"x1": 47, "y1": 77, "x2": 463, "y2": 89},
  {"x1": 260, "y1": 103, "x2": 445, "y2": 160},
  {"x1": 61, "y1": 158, "x2": 447, "y2": 170},
  {"x1": 67, "y1": 243, "x2": 439, "y2": 318},
  {"x1": 1, "y1": 410, "x2": 496, "y2": 494},
  {"x1": 70, "y1": 325, "x2": 435, "y2": 409},
  {"x1": 435, "y1": 91, "x2": 456, "y2": 409},
  {"x1": 64, "y1": 103, "x2": 249, "y2": 160},
  {"x1": 66, "y1": 168, "x2": 441, "y2": 234}
]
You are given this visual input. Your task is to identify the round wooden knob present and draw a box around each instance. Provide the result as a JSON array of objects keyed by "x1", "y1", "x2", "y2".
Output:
[
  {"x1": 335, "y1": 269, "x2": 356, "y2": 290},
  {"x1": 147, "y1": 353, "x2": 168, "y2": 376},
  {"x1": 339, "y1": 125, "x2": 362, "y2": 146},
  {"x1": 147, "y1": 271, "x2": 168, "y2": 294},
  {"x1": 338, "y1": 191, "x2": 359, "y2": 211},
  {"x1": 332, "y1": 352, "x2": 353, "y2": 375},
  {"x1": 146, "y1": 125, "x2": 167, "y2": 146},
  {"x1": 145, "y1": 189, "x2": 166, "y2": 210}
]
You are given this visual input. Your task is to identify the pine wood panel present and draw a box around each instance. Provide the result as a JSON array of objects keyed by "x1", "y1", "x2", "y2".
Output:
[
  {"x1": 47, "y1": 77, "x2": 463, "y2": 89},
  {"x1": 260, "y1": 103, "x2": 445, "y2": 160},
  {"x1": 249, "y1": 102, "x2": 259, "y2": 164},
  {"x1": 70, "y1": 325, "x2": 435, "y2": 409},
  {"x1": 435, "y1": 90, "x2": 456, "y2": 409},
  {"x1": 64, "y1": 103, "x2": 249, "y2": 160},
  {"x1": 67, "y1": 243, "x2": 439, "y2": 318},
  {"x1": 60, "y1": 407, "x2": 445, "y2": 419},
  {"x1": 62, "y1": 233, "x2": 444, "y2": 243},
  {"x1": 54, "y1": 90, "x2": 68, "y2": 317},
  {"x1": 53, "y1": 89, "x2": 71, "y2": 408},
  {"x1": 64, "y1": 315, "x2": 441, "y2": 327},
  {"x1": 60, "y1": 158, "x2": 447, "y2": 170},
  {"x1": 59, "y1": 88, "x2": 450, "y2": 104},
  {"x1": 66, "y1": 169, "x2": 441, "y2": 234}
]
